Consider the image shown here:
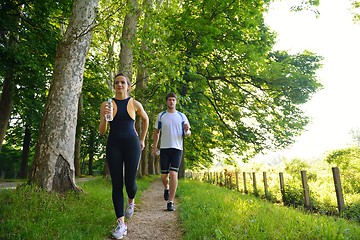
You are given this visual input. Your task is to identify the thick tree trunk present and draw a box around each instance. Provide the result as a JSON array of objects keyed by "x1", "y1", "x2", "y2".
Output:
[
  {"x1": 30, "y1": 0, "x2": 98, "y2": 192},
  {"x1": 118, "y1": 0, "x2": 140, "y2": 79}
]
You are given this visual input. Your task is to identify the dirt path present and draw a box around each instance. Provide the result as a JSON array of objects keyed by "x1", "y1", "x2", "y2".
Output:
[{"x1": 124, "y1": 178, "x2": 183, "y2": 239}]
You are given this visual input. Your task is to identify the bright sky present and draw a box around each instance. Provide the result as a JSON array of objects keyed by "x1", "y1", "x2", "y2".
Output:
[{"x1": 260, "y1": 0, "x2": 360, "y2": 161}]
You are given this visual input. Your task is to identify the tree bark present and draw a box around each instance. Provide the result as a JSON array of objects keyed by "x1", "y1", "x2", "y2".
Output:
[
  {"x1": 74, "y1": 92, "x2": 83, "y2": 176},
  {"x1": 0, "y1": 71, "x2": 15, "y2": 152},
  {"x1": 30, "y1": 0, "x2": 99, "y2": 192},
  {"x1": 118, "y1": 0, "x2": 140, "y2": 79}
]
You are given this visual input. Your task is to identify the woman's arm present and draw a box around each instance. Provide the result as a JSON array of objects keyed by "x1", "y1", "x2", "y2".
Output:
[
  {"x1": 99, "y1": 102, "x2": 108, "y2": 135},
  {"x1": 134, "y1": 100, "x2": 149, "y2": 150}
]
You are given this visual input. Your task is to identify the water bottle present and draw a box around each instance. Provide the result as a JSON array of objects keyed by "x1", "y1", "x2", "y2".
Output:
[
  {"x1": 156, "y1": 149, "x2": 160, "y2": 156},
  {"x1": 105, "y1": 98, "x2": 113, "y2": 122}
]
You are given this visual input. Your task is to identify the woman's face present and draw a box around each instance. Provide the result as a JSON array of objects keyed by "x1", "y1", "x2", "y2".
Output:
[{"x1": 114, "y1": 75, "x2": 130, "y2": 93}]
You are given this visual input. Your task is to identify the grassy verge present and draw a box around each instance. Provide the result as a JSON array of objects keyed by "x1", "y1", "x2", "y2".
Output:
[
  {"x1": 177, "y1": 179, "x2": 360, "y2": 240},
  {"x1": 0, "y1": 175, "x2": 158, "y2": 240}
]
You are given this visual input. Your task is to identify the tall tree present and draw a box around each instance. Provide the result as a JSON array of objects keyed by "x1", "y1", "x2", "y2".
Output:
[
  {"x1": 30, "y1": 0, "x2": 99, "y2": 192},
  {"x1": 142, "y1": 0, "x2": 323, "y2": 167}
]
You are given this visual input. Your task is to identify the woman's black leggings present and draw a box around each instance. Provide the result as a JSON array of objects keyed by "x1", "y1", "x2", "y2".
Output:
[{"x1": 106, "y1": 135, "x2": 141, "y2": 218}]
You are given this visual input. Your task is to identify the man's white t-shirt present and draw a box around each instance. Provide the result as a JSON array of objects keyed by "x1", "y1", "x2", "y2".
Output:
[{"x1": 155, "y1": 111, "x2": 190, "y2": 150}]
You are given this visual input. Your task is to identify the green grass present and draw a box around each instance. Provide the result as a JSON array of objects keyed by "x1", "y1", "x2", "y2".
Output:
[
  {"x1": 0, "y1": 175, "x2": 158, "y2": 240},
  {"x1": 177, "y1": 179, "x2": 360, "y2": 240},
  {"x1": 2, "y1": 176, "x2": 360, "y2": 240}
]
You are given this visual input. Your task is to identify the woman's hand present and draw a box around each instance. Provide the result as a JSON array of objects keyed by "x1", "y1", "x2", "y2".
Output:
[{"x1": 140, "y1": 139, "x2": 145, "y2": 150}]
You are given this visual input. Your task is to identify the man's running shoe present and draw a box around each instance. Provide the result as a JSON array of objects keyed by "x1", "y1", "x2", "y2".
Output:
[
  {"x1": 125, "y1": 202, "x2": 135, "y2": 219},
  {"x1": 167, "y1": 201, "x2": 175, "y2": 211},
  {"x1": 112, "y1": 222, "x2": 127, "y2": 239},
  {"x1": 164, "y1": 189, "x2": 169, "y2": 201}
]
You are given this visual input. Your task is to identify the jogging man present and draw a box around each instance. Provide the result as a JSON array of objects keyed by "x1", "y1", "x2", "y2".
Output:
[{"x1": 153, "y1": 92, "x2": 191, "y2": 211}]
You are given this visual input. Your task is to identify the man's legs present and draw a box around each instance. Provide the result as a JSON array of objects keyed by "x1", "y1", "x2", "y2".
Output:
[
  {"x1": 160, "y1": 148, "x2": 182, "y2": 210},
  {"x1": 161, "y1": 173, "x2": 170, "y2": 201},
  {"x1": 168, "y1": 170, "x2": 178, "y2": 202},
  {"x1": 161, "y1": 173, "x2": 169, "y2": 189}
]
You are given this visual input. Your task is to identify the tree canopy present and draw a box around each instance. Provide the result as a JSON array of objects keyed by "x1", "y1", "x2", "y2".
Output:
[{"x1": 0, "y1": 0, "x2": 323, "y2": 180}]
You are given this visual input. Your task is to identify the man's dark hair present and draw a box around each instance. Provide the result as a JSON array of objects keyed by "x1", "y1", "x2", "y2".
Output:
[{"x1": 166, "y1": 92, "x2": 177, "y2": 100}]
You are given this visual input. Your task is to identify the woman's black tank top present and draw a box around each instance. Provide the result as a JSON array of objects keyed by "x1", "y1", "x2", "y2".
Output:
[{"x1": 108, "y1": 97, "x2": 137, "y2": 141}]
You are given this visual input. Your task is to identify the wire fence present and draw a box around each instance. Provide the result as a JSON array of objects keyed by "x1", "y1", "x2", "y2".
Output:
[{"x1": 186, "y1": 167, "x2": 346, "y2": 214}]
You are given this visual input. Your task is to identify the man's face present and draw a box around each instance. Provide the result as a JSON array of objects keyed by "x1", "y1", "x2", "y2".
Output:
[{"x1": 166, "y1": 97, "x2": 176, "y2": 109}]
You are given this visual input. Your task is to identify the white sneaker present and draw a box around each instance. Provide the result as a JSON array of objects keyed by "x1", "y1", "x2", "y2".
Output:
[
  {"x1": 112, "y1": 222, "x2": 127, "y2": 239},
  {"x1": 125, "y1": 202, "x2": 135, "y2": 219}
]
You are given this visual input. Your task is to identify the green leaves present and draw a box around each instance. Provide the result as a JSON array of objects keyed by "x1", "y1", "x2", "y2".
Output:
[
  {"x1": 325, "y1": 147, "x2": 360, "y2": 194},
  {"x1": 151, "y1": 0, "x2": 323, "y2": 164},
  {"x1": 1, "y1": 0, "x2": 324, "y2": 172}
]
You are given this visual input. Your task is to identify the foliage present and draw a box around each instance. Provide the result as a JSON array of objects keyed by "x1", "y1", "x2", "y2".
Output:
[
  {"x1": 325, "y1": 147, "x2": 360, "y2": 194},
  {"x1": 1, "y1": 0, "x2": 324, "y2": 177},
  {"x1": 344, "y1": 194, "x2": 360, "y2": 223},
  {"x1": 282, "y1": 182, "x2": 304, "y2": 207},
  {"x1": 0, "y1": 144, "x2": 22, "y2": 178},
  {"x1": 285, "y1": 158, "x2": 317, "y2": 181},
  {"x1": 145, "y1": 0, "x2": 323, "y2": 165},
  {"x1": 290, "y1": 0, "x2": 320, "y2": 15},
  {"x1": 352, "y1": 1, "x2": 360, "y2": 22},
  {"x1": 0, "y1": 0, "x2": 72, "y2": 174}
]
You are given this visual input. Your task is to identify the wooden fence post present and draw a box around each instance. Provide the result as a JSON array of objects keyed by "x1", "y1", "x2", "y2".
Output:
[
  {"x1": 332, "y1": 167, "x2": 345, "y2": 214},
  {"x1": 263, "y1": 172, "x2": 269, "y2": 199},
  {"x1": 301, "y1": 170, "x2": 311, "y2": 210},
  {"x1": 243, "y1": 172, "x2": 248, "y2": 194},
  {"x1": 252, "y1": 172, "x2": 258, "y2": 196},
  {"x1": 279, "y1": 172, "x2": 286, "y2": 205}
]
